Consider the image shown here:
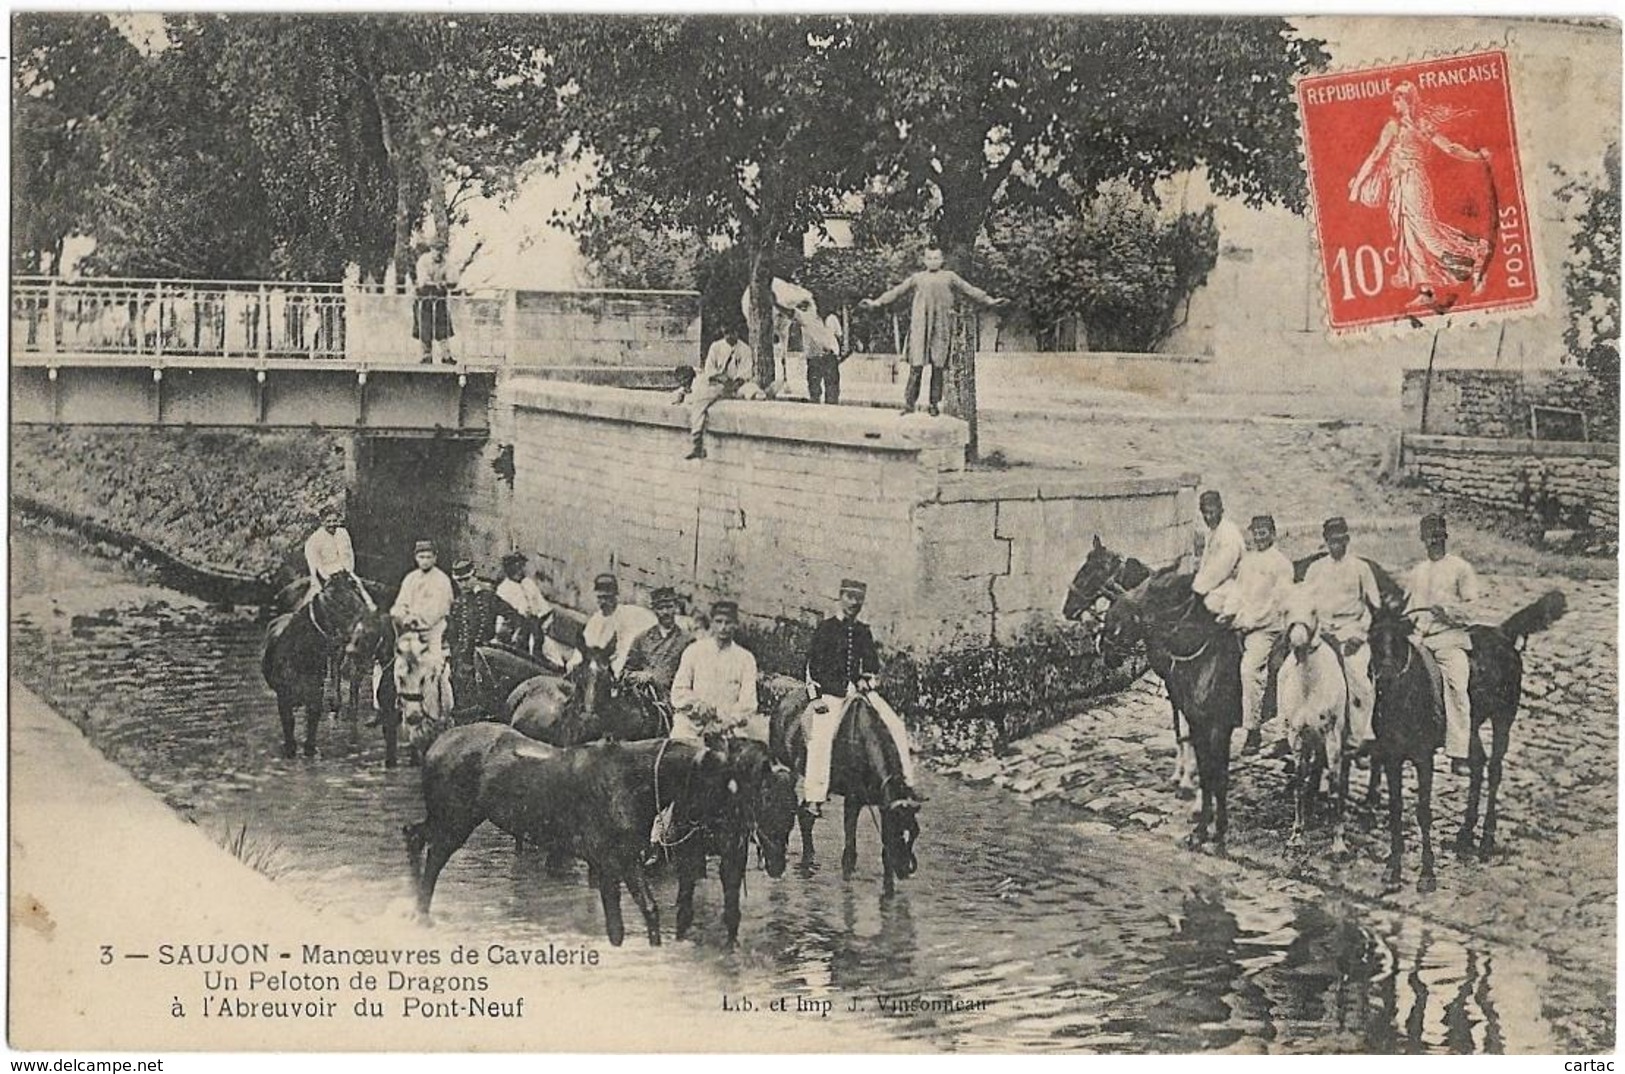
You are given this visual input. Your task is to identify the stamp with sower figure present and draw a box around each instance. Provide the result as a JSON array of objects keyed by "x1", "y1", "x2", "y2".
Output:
[{"x1": 1298, "y1": 50, "x2": 1537, "y2": 332}]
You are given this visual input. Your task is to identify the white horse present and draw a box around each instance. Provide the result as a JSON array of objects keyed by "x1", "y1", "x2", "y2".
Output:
[
  {"x1": 1277, "y1": 585, "x2": 1353, "y2": 856},
  {"x1": 740, "y1": 278, "x2": 842, "y2": 392},
  {"x1": 394, "y1": 631, "x2": 455, "y2": 764}
]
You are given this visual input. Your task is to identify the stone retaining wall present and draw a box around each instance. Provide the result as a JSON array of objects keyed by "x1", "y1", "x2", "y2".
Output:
[
  {"x1": 491, "y1": 379, "x2": 1195, "y2": 654},
  {"x1": 1403, "y1": 434, "x2": 1619, "y2": 532},
  {"x1": 1401, "y1": 367, "x2": 1618, "y2": 442}
]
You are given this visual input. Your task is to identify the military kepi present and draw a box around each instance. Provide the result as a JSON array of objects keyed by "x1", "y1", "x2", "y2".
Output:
[
  {"x1": 1248, "y1": 515, "x2": 1275, "y2": 534},
  {"x1": 593, "y1": 573, "x2": 619, "y2": 593},
  {"x1": 839, "y1": 578, "x2": 867, "y2": 599},
  {"x1": 1322, "y1": 516, "x2": 1349, "y2": 538},
  {"x1": 1420, "y1": 513, "x2": 1448, "y2": 538},
  {"x1": 414, "y1": 539, "x2": 435, "y2": 554},
  {"x1": 710, "y1": 599, "x2": 739, "y2": 618},
  {"x1": 651, "y1": 586, "x2": 678, "y2": 608}
]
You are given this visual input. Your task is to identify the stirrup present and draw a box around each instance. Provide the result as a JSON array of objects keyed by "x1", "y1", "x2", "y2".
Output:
[{"x1": 800, "y1": 801, "x2": 823, "y2": 819}]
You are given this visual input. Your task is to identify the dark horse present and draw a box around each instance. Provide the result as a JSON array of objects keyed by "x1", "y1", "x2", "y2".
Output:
[
  {"x1": 1070, "y1": 537, "x2": 1242, "y2": 853},
  {"x1": 344, "y1": 607, "x2": 405, "y2": 765},
  {"x1": 1366, "y1": 589, "x2": 1566, "y2": 892},
  {"x1": 770, "y1": 692, "x2": 922, "y2": 896},
  {"x1": 405, "y1": 723, "x2": 794, "y2": 946},
  {"x1": 262, "y1": 571, "x2": 374, "y2": 758},
  {"x1": 509, "y1": 643, "x2": 667, "y2": 746}
]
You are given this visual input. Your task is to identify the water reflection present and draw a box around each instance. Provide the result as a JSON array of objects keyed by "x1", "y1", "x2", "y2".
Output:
[{"x1": 7, "y1": 522, "x2": 1571, "y2": 1053}]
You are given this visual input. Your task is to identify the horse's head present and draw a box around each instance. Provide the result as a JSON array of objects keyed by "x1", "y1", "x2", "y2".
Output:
[
  {"x1": 571, "y1": 644, "x2": 617, "y2": 713},
  {"x1": 394, "y1": 633, "x2": 448, "y2": 730},
  {"x1": 883, "y1": 800, "x2": 921, "y2": 881},
  {"x1": 1098, "y1": 585, "x2": 1152, "y2": 666},
  {"x1": 716, "y1": 738, "x2": 797, "y2": 878},
  {"x1": 315, "y1": 570, "x2": 371, "y2": 634},
  {"x1": 1063, "y1": 535, "x2": 1124, "y2": 623},
  {"x1": 1283, "y1": 584, "x2": 1322, "y2": 658},
  {"x1": 345, "y1": 609, "x2": 394, "y2": 666},
  {"x1": 1367, "y1": 603, "x2": 1416, "y2": 684}
]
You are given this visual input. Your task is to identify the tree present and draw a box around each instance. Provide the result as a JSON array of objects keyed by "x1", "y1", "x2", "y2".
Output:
[
  {"x1": 1557, "y1": 143, "x2": 1621, "y2": 407},
  {"x1": 547, "y1": 15, "x2": 881, "y2": 387},
  {"x1": 979, "y1": 188, "x2": 1219, "y2": 352},
  {"x1": 82, "y1": 14, "x2": 558, "y2": 281},
  {"x1": 11, "y1": 14, "x2": 140, "y2": 273},
  {"x1": 855, "y1": 15, "x2": 1328, "y2": 454}
]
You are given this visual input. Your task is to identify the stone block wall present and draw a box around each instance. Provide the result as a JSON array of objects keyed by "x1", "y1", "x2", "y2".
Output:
[
  {"x1": 491, "y1": 380, "x2": 1194, "y2": 660},
  {"x1": 1401, "y1": 367, "x2": 1619, "y2": 442},
  {"x1": 1403, "y1": 434, "x2": 1619, "y2": 532},
  {"x1": 505, "y1": 290, "x2": 701, "y2": 369}
]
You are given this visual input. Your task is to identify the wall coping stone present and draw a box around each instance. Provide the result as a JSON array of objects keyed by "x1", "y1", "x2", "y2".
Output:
[
  {"x1": 975, "y1": 350, "x2": 1213, "y2": 366},
  {"x1": 1404, "y1": 433, "x2": 1619, "y2": 460},
  {"x1": 504, "y1": 377, "x2": 969, "y2": 456},
  {"x1": 935, "y1": 466, "x2": 1198, "y2": 503}
]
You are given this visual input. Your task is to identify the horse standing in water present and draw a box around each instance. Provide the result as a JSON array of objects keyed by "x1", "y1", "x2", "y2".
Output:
[
  {"x1": 406, "y1": 725, "x2": 793, "y2": 946},
  {"x1": 1073, "y1": 537, "x2": 1241, "y2": 854},
  {"x1": 261, "y1": 571, "x2": 373, "y2": 758},
  {"x1": 770, "y1": 693, "x2": 921, "y2": 896},
  {"x1": 1276, "y1": 585, "x2": 1354, "y2": 857},
  {"x1": 393, "y1": 631, "x2": 456, "y2": 766},
  {"x1": 1366, "y1": 588, "x2": 1565, "y2": 891},
  {"x1": 1063, "y1": 539, "x2": 1198, "y2": 796}
]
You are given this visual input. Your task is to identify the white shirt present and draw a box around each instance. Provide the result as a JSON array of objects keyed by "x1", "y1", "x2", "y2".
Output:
[
  {"x1": 496, "y1": 577, "x2": 551, "y2": 620},
  {"x1": 304, "y1": 526, "x2": 355, "y2": 583},
  {"x1": 582, "y1": 603, "x2": 660, "y2": 675},
  {"x1": 1405, "y1": 553, "x2": 1479, "y2": 641},
  {"x1": 670, "y1": 636, "x2": 759, "y2": 729},
  {"x1": 701, "y1": 338, "x2": 753, "y2": 386},
  {"x1": 392, "y1": 566, "x2": 454, "y2": 629},
  {"x1": 1304, "y1": 554, "x2": 1381, "y2": 640},
  {"x1": 1192, "y1": 518, "x2": 1246, "y2": 596},
  {"x1": 1227, "y1": 546, "x2": 1295, "y2": 633}
]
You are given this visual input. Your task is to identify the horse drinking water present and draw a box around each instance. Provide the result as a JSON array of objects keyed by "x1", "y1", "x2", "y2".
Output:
[{"x1": 770, "y1": 692, "x2": 921, "y2": 896}]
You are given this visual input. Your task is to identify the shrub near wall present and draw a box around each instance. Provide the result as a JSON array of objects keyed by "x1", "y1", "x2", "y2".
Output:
[{"x1": 11, "y1": 427, "x2": 350, "y2": 579}]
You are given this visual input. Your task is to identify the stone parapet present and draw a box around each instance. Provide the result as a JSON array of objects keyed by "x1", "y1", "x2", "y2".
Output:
[{"x1": 1402, "y1": 433, "x2": 1619, "y2": 532}]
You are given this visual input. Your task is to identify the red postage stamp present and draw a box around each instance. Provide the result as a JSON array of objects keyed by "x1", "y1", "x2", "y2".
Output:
[{"x1": 1298, "y1": 50, "x2": 1537, "y2": 333}]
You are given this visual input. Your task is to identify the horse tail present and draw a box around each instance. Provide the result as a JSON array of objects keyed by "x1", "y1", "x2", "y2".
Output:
[{"x1": 1498, "y1": 590, "x2": 1567, "y2": 644}]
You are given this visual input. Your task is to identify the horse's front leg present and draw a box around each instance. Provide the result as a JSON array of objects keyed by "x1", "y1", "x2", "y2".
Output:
[
  {"x1": 277, "y1": 695, "x2": 298, "y2": 759},
  {"x1": 597, "y1": 870, "x2": 627, "y2": 948},
  {"x1": 1383, "y1": 758, "x2": 1405, "y2": 893},
  {"x1": 797, "y1": 807, "x2": 818, "y2": 874},
  {"x1": 302, "y1": 701, "x2": 320, "y2": 758},
  {"x1": 1480, "y1": 721, "x2": 1511, "y2": 861},
  {"x1": 624, "y1": 861, "x2": 662, "y2": 947},
  {"x1": 1415, "y1": 757, "x2": 1437, "y2": 893},
  {"x1": 1331, "y1": 749, "x2": 1351, "y2": 860},
  {"x1": 1211, "y1": 732, "x2": 1231, "y2": 857},
  {"x1": 841, "y1": 797, "x2": 861, "y2": 880},
  {"x1": 1187, "y1": 781, "x2": 1211, "y2": 851},
  {"x1": 1288, "y1": 735, "x2": 1309, "y2": 849},
  {"x1": 719, "y1": 845, "x2": 747, "y2": 947},
  {"x1": 675, "y1": 844, "x2": 702, "y2": 940},
  {"x1": 1456, "y1": 726, "x2": 1485, "y2": 856}
]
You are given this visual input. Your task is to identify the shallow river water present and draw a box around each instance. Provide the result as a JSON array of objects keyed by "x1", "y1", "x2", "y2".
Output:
[{"x1": 9, "y1": 521, "x2": 1574, "y2": 1053}]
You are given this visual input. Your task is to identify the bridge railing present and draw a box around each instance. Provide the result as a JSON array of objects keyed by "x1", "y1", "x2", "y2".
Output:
[{"x1": 11, "y1": 277, "x2": 698, "y2": 366}]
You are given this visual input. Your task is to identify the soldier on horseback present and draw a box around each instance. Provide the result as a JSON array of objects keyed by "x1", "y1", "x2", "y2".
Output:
[
  {"x1": 1302, "y1": 517, "x2": 1382, "y2": 757},
  {"x1": 583, "y1": 573, "x2": 658, "y2": 679},
  {"x1": 305, "y1": 507, "x2": 364, "y2": 595},
  {"x1": 669, "y1": 599, "x2": 759, "y2": 742},
  {"x1": 493, "y1": 551, "x2": 551, "y2": 656},
  {"x1": 1191, "y1": 490, "x2": 1246, "y2": 616},
  {"x1": 799, "y1": 579, "x2": 917, "y2": 818},
  {"x1": 1403, "y1": 514, "x2": 1480, "y2": 776},
  {"x1": 391, "y1": 539, "x2": 454, "y2": 661},
  {"x1": 622, "y1": 587, "x2": 694, "y2": 715},
  {"x1": 1227, "y1": 515, "x2": 1296, "y2": 754}
]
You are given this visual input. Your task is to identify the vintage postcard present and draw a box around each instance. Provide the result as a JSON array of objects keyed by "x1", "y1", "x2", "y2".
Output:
[{"x1": 6, "y1": 9, "x2": 1620, "y2": 1064}]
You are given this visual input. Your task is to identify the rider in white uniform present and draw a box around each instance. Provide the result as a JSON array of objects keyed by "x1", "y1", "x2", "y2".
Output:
[{"x1": 391, "y1": 539, "x2": 454, "y2": 661}]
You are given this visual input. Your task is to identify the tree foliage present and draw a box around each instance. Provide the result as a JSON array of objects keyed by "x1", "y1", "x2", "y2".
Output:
[
  {"x1": 856, "y1": 15, "x2": 1328, "y2": 255},
  {"x1": 1557, "y1": 143, "x2": 1621, "y2": 402},
  {"x1": 34, "y1": 13, "x2": 557, "y2": 281},
  {"x1": 546, "y1": 15, "x2": 881, "y2": 384},
  {"x1": 978, "y1": 189, "x2": 1219, "y2": 352},
  {"x1": 12, "y1": 14, "x2": 140, "y2": 273}
]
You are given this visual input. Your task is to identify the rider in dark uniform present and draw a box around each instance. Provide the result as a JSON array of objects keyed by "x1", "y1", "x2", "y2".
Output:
[
  {"x1": 621, "y1": 587, "x2": 694, "y2": 705},
  {"x1": 445, "y1": 559, "x2": 495, "y2": 712}
]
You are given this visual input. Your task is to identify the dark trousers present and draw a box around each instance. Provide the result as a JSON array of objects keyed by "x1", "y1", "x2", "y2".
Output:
[
  {"x1": 807, "y1": 354, "x2": 841, "y2": 404},
  {"x1": 903, "y1": 364, "x2": 944, "y2": 410}
]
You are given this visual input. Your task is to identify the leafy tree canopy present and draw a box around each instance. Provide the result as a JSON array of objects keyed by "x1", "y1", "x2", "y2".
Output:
[{"x1": 1557, "y1": 143, "x2": 1621, "y2": 404}]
